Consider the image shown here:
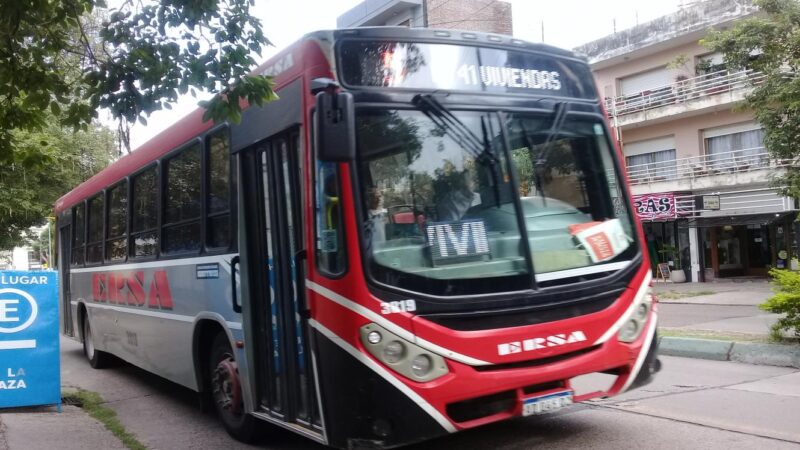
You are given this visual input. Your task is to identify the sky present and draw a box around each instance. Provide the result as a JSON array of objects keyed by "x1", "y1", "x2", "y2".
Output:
[{"x1": 114, "y1": 0, "x2": 685, "y2": 150}]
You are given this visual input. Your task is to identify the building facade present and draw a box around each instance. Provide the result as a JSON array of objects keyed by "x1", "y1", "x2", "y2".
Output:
[
  {"x1": 575, "y1": 0, "x2": 798, "y2": 282},
  {"x1": 337, "y1": 0, "x2": 512, "y2": 35}
]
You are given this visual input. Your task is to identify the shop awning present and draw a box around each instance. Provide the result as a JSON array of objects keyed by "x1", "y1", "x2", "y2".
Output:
[{"x1": 679, "y1": 211, "x2": 797, "y2": 228}]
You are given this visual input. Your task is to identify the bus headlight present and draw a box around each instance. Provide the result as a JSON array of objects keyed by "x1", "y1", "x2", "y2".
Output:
[
  {"x1": 360, "y1": 323, "x2": 449, "y2": 382},
  {"x1": 367, "y1": 331, "x2": 382, "y2": 344},
  {"x1": 411, "y1": 354, "x2": 433, "y2": 377},
  {"x1": 618, "y1": 288, "x2": 653, "y2": 343},
  {"x1": 383, "y1": 341, "x2": 406, "y2": 364}
]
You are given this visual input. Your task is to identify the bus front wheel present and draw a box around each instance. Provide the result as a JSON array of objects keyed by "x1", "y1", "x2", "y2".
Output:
[
  {"x1": 82, "y1": 312, "x2": 111, "y2": 369},
  {"x1": 208, "y1": 332, "x2": 260, "y2": 443}
]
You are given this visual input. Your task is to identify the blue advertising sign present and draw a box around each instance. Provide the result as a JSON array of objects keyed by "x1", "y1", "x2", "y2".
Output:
[{"x1": 0, "y1": 271, "x2": 60, "y2": 409}]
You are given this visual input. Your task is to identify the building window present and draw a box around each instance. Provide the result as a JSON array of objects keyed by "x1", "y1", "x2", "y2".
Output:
[
  {"x1": 106, "y1": 181, "x2": 128, "y2": 262},
  {"x1": 131, "y1": 165, "x2": 159, "y2": 258},
  {"x1": 626, "y1": 149, "x2": 677, "y2": 182},
  {"x1": 163, "y1": 143, "x2": 202, "y2": 254},
  {"x1": 207, "y1": 130, "x2": 231, "y2": 249},
  {"x1": 705, "y1": 128, "x2": 765, "y2": 170},
  {"x1": 86, "y1": 194, "x2": 104, "y2": 264}
]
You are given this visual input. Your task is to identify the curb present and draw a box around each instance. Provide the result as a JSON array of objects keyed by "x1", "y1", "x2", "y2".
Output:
[{"x1": 658, "y1": 336, "x2": 800, "y2": 368}]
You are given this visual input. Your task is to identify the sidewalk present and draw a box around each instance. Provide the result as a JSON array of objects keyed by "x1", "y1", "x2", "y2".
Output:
[
  {"x1": 0, "y1": 405, "x2": 125, "y2": 450},
  {"x1": 652, "y1": 278, "x2": 800, "y2": 368}
]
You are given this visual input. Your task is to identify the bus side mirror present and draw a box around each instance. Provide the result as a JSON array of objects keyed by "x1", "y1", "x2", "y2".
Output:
[{"x1": 315, "y1": 91, "x2": 355, "y2": 162}]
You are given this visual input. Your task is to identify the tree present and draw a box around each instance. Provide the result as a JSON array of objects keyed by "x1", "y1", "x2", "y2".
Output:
[
  {"x1": 0, "y1": 0, "x2": 274, "y2": 250},
  {"x1": 0, "y1": 0, "x2": 276, "y2": 157},
  {"x1": 702, "y1": 0, "x2": 800, "y2": 197},
  {"x1": 0, "y1": 117, "x2": 116, "y2": 251}
]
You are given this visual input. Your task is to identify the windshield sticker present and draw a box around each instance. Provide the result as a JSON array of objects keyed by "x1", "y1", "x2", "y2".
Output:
[
  {"x1": 426, "y1": 220, "x2": 490, "y2": 265},
  {"x1": 569, "y1": 219, "x2": 630, "y2": 263}
]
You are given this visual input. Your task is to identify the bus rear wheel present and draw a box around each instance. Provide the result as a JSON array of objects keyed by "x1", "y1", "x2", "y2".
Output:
[
  {"x1": 208, "y1": 332, "x2": 260, "y2": 443},
  {"x1": 82, "y1": 313, "x2": 111, "y2": 369}
]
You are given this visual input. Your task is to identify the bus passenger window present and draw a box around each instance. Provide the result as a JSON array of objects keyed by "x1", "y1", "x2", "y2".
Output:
[
  {"x1": 315, "y1": 161, "x2": 346, "y2": 275},
  {"x1": 207, "y1": 131, "x2": 231, "y2": 249},
  {"x1": 86, "y1": 194, "x2": 104, "y2": 264},
  {"x1": 163, "y1": 144, "x2": 202, "y2": 254},
  {"x1": 106, "y1": 181, "x2": 128, "y2": 262},
  {"x1": 131, "y1": 166, "x2": 159, "y2": 257},
  {"x1": 71, "y1": 203, "x2": 86, "y2": 266}
]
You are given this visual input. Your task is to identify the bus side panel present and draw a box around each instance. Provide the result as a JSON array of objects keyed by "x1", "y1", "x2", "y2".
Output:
[
  {"x1": 70, "y1": 255, "x2": 240, "y2": 390},
  {"x1": 313, "y1": 329, "x2": 449, "y2": 449}
]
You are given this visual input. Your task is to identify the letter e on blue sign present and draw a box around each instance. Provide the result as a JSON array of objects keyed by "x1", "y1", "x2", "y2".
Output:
[{"x1": 0, "y1": 271, "x2": 60, "y2": 409}]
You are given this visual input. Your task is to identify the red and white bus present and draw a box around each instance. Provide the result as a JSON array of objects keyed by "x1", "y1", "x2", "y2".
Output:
[{"x1": 56, "y1": 27, "x2": 660, "y2": 448}]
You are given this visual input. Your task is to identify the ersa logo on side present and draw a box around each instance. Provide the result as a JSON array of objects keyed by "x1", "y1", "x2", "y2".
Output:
[
  {"x1": 91, "y1": 271, "x2": 174, "y2": 309},
  {"x1": 497, "y1": 331, "x2": 587, "y2": 356}
]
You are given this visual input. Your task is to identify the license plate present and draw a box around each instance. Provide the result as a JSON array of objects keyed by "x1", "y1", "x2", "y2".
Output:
[{"x1": 522, "y1": 390, "x2": 573, "y2": 416}]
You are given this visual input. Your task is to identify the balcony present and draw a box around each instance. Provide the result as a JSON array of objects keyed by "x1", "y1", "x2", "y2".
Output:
[
  {"x1": 606, "y1": 70, "x2": 765, "y2": 128},
  {"x1": 626, "y1": 147, "x2": 792, "y2": 194}
]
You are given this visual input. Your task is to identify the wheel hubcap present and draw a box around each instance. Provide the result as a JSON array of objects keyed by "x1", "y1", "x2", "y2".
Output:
[{"x1": 212, "y1": 356, "x2": 243, "y2": 415}]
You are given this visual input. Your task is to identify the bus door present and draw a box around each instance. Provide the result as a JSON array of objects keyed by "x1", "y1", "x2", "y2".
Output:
[
  {"x1": 240, "y1": 129, "x2": 322, "y2": 434},
  {"x1": 59, "y1": 223, "x2": 74, "y2": 337}
]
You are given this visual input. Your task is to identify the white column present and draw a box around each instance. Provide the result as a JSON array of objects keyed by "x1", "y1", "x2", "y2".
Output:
[{"x1": 688, "y1": 227, "x2": 700, "y2": 282}]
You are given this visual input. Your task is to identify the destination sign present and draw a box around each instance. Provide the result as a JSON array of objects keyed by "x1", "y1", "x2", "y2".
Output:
[{"x1": 338, "y1": 41, "x2": 595, "y2": 99}]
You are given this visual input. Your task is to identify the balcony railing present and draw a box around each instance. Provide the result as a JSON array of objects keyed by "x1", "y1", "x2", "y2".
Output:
[
  {"x1": 626, "y1": 147, "x2": 792, "y2": 185},
  {"x1": 606, "y1": 69, "x2": 765, "y2": 117}
]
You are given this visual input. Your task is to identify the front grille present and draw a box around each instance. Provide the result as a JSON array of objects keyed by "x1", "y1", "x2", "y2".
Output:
[
  {"x1": 446, "y1": 390, "x2": 516, "y2": 423},
  {"x1": 445, "y1": 381, "x2": 567, "y2": 423},
  {"x1": 420, "y1": 290, "x2": 621, "y2": 332},
  {"x1": 474, "y1": 345, "x2": 600, "y2": 372}
]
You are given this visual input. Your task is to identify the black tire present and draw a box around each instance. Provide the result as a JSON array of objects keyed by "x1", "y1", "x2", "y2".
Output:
[
  {"x1": 82, "y1": 312, "x2": 112, "y2": 369},
  {"x1": 208, "y1": 332, "x2": 260, "y2": 443}
]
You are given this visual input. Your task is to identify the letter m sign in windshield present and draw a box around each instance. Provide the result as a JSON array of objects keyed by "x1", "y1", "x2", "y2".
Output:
[{"x1": 426, "y1": 220, "x2": 491, "y2": 266}]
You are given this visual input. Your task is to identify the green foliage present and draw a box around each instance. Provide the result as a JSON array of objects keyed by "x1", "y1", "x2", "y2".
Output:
[
  {"x1": 63, "y1": 389, "x2": 147, "y2": 450},
  {"x1": 0, "y1": 0, "x2": 275, "y2": 155},
  {"x1": 0, "y1": 0, "x2": 273, "y2": 248},
  {"x1": 658, "y1": 244, "x2": 681, "y2": 269},
  {"x1": 0, "y1": 118, "x2": 115, "y2": 251},
  {"x1": 666, "y1": 53, "x2": 690, "y2": 70},
  {"x1": 761, "y1": 268, "x2": 800, "y2": 338},
  {"x1": 701, "y1": 0, "x2": 800, "y2": 196}
]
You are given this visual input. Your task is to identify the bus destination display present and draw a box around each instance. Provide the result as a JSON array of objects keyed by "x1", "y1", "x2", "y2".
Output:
[{"x1": 339, "y1": 40, "x2": 596, "y2": 99}]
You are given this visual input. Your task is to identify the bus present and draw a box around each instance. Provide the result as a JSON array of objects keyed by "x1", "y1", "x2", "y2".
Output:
[{"x1": 56, "y1": 27, "x2": 660, "y2": 449}]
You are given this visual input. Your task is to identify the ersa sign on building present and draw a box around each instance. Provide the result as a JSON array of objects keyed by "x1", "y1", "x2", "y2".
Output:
[{"x1": 0, "y1": 271, "x2": 60, "y2": 409}]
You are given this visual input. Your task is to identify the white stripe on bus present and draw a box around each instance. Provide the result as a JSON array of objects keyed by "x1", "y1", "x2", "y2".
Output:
[
  {"x1": 79, "y1": 302, "x2": 242, "y2": 330},
  {"x1": 593, "y1": 271, "x2": 652, "y2": 346},
  {"x1": 621, "y1": 311, "x2": 658, "y2": 393},
  {"x1": 305, "y1": 280, "x2": 490, "y2": 366},
  {"x1": 309, "y1": 318, "x2": 457, "y2": 433},
  {"x1": 69, "y1": 254, "x2": 238, "y2": 273}
]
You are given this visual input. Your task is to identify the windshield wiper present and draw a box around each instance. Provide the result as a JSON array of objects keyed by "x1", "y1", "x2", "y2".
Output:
[
  {"x1": 412, "y1": 94, "x2": 498, "y2": 166},
  {"x1": 412, "y1": 94, "x2": 503, "y2": 205}
]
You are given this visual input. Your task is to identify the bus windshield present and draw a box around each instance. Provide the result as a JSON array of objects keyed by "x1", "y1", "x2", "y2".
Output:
[{"x1": 356, "y1": 108, "x2": 638, "y2": 295}]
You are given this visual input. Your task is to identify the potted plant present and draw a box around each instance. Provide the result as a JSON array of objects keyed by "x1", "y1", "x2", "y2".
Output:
[{"x1": 659, "y1": 245, "x2": 686, "y2": 283}]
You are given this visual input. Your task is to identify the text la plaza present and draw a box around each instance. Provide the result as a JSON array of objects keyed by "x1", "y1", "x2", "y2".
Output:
[{"x1": 1, "y1": 368, "x2": 27, "y2": 390}]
